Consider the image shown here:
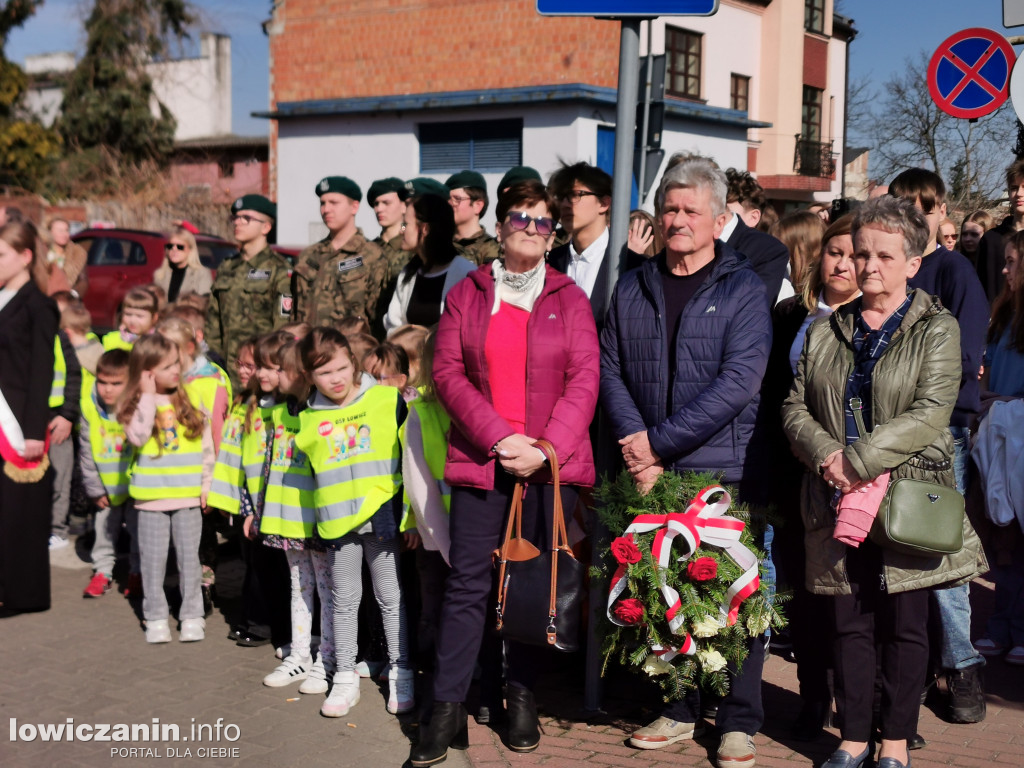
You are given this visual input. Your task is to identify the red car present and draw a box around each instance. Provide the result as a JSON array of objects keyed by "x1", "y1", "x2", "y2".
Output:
[{"x1": 74, "y1": 228, "x2": 299, "y2": 330}]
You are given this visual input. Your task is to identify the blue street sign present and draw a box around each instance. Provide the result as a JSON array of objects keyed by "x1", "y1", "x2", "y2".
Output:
[{"x1": 538, "y1": 0, "x2": 718, "y2": 17}]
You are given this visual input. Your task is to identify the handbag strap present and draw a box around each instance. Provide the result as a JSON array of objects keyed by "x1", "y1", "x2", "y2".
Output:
[
  {"x1": 495, "y1": 480, "x2": 525, "y2": 630},
  {"x1": 533, "y1": 438, "x2": 569, "y2": 645}
]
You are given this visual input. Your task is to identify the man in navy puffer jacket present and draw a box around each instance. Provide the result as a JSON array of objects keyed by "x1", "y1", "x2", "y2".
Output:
[{"x1": 600, "y1": 156, "x2": 771, "y2": 768}]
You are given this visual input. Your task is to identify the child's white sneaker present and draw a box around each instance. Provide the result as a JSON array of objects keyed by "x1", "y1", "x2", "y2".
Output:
[
  {"x1": 354, "y1": 659, "x2": 387, "y2": 679},
  {"x1": 145, "y1": 619, "x2": 172, "y2": 644},
  {"x1": 387, "y1": 665, "x2": 416, "y2": 714},
  {"x1": 263, "y1": 654, "x2": 311, "y2": 687},
  {"x1": 320, "y1": 670, "x2": 360, "y2": 717},
  {"x1": 299, "y1": 656, "x2": 330, "y2": 695},
  {"x1": 179, "y1": 618, "x2": 205, "y2": 642}
]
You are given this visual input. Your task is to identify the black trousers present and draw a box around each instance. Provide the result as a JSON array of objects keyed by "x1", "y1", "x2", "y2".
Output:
[
  {"x1": 832, "y1": 543, "x2": 928, "y2": 742},
  {"x1": 432, "y1": 473, "x2": 578, "y2": 703},
  {"x1": 239, "y1": 535, "x2": 291, "y2": 646}
]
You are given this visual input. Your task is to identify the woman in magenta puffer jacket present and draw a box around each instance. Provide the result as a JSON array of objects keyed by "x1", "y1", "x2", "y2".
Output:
[{"x1": 411, "y1": 180, "x2": 599, "y2": 767}]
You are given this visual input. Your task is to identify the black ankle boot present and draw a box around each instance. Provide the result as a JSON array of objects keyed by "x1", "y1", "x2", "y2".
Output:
[
  {"x1": 410, "y1": 702, "x2": 468, "y2": 767},
  {"x1": 506, "y1": 685, "x2": 540, "y2": 753}
]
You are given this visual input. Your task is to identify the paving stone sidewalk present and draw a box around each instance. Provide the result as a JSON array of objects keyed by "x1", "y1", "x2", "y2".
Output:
[
  {"x1": 2, "y1": 538, "x2": 1021, "y2": 768},
  {"x1": 1, "y1": 537, "x2": 459, "y2": 768}
]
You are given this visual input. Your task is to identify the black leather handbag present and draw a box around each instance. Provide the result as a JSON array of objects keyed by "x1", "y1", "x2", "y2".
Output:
[{"x1": 495, "y1": 439, "x2": 584, "y2": 652}]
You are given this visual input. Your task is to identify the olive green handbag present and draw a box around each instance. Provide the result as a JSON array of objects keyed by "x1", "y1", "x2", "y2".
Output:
[{"x1": 850, "y1": 397, "x2": 965, "y2": 558}]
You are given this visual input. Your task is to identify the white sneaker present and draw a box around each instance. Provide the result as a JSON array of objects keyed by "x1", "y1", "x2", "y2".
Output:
[
  {"x1": 145, "y1": 619, "x2": 172, "y2": 644},
  {"x1": 263, "y1": 654, "x2": 311, "y2": 687},
  {"x1": 320, "y1": 670, "x2": 360, "y2": 717},
  {"x1": 48, "y1": 534, "x2": 69, "y2": 551},
  {"x1": 299, "y1": 656, "x2": 331, "y2": 695},
  {"x1": 387, "y1": 665, "x2": 415, "y2": 714},
  {"x1": 179, "y1": 618, "x2": 205, "y2": 642},
  {"x1": 354, "y1": 659, "x2": 387, "y2": 679}
]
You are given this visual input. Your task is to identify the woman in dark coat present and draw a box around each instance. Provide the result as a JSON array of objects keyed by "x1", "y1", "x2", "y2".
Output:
[{"x1": 0, "y1": 221, "x2": 58, "y2": 614}]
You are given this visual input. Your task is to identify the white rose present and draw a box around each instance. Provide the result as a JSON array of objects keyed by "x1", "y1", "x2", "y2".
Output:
[
  {"x1": 692, "y1": 615, "x2": 722, "y2": 638},
  {"x1": 641, "y1": 653, "x2": 674, "y2": 677},
  {"x1": 746, "y1": 612, "x2": 770, "y2": 637},
  {"x1": 697, "y1": 649, "x2": 727, "y2": 672}
]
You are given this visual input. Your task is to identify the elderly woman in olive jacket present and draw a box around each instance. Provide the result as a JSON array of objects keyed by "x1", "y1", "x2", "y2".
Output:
[{"x1": 781, "y1": 196, "x2": 985, "y2": 768}]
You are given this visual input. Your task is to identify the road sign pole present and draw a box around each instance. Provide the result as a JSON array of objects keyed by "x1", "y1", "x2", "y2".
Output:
[
  {"x1": 584, "y1": 16, "x2": 640, "y2": 717},
  {"x1": 608, "y1": 18, "x2": 640, "y2": 302},
  {"x1": 638, "y1": 20, "x2": 655, "y2": 205}
]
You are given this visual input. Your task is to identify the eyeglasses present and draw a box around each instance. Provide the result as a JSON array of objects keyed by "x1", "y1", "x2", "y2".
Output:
[
  {"x1": 449, "y1": 195, "x2": 472, "y2": 206},
  {"x1": 505, "y1": 211, "x2": 556, "y2": 237},
  {"x1": 237, "y1": 362, "x2": 256, "y2": 372},
  {"x1": 560, "y1": 190, "x2": 599, "y2": 203},
  {"x1": 164, "y1": 243, "x2": 186, "y2": 251},
  {"x1": 374, "y1": 373, "x2": 402, "y2": 383},
  {"x1": 230, "y1": 214, "x2": 267, "y2": 225}
]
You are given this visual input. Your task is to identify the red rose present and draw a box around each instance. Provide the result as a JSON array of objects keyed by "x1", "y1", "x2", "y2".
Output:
[
  {"x1": 687, "y1": 557, "x2": 718, "y2": 582},
  {"x1": 611, "y1": 535, "x2": 642, "y2": 565},
  {"x1": 612, "y1": 598, "x2": 645, "y2": 625}
]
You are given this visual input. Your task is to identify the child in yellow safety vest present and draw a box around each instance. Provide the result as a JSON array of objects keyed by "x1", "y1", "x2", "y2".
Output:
[
  {"x1": 398, "y1": 331, "x2": 452, "y2": 667},
  {"x1": 255, "y1": 335, "x2": 337, "y2": 694},
  {"x1": 293, "y1": 327, "x2": 414, "y2": 719},
  {"x1": 121, "y1": 333, "x2": 212, "y2": 644},
  {"x1": 79, "y1": 349, "x2": 138, "y2": 598},
  {"x1": 158, "y1": 316, "x2": 232, "y2": 614}
]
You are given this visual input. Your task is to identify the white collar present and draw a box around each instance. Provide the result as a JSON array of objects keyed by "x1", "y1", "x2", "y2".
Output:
[
  {"x1": 568, "y1": 227, "x2": 609, "y2": 262},
  {"x1": 719, "y1": 212, "x2": 740, "y2": 243}
]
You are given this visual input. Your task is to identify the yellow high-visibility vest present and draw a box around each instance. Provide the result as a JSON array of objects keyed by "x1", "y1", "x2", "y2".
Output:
[
  {"x1": 80, "y1": 387, "x2": 133, "y2": 506},
  {"x1": 48, "y1": 337, "x2": 66, "y2": 408},
  {"x1": 129, "y1": 399, "x2": 204, "y2": 501},
  {"x1": 260, "y1": 401, "x2": 316, "y2": 539},
  {"x1": 208, "y1": 402, "x2": 247, "y2": 514},
  {"x1": 295, "y1": 386, "x2": 401, "y2": 541}
]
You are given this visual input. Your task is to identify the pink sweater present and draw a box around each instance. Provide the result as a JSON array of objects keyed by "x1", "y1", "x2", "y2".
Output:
[{"x1": 126, "y1": 392, "x2": 214, "y2": 511}]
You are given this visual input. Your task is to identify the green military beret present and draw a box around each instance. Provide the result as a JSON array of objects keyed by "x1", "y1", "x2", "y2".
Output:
[
  {"x1": 315, "y1": 176, "x2": 362, "y2": 202},
  {"x1": 498, "y1": 166, "x2": 542, "y2": 192},
  {"x1": 231, "y1": 194, "x2": 276, "y2": 220},
  {"x1": 445, "y1": 170, "x2": 487, "y2": 192},
  {"x1": 367, "y1": 177, "x2": 409, "y2": 206},
  {"x1": 404, "y1": 177, "x2": 450, "y2": 198}
]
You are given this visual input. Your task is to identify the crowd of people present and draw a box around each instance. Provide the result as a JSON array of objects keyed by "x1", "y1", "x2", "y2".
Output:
[{"x1": 0, "y1": 150, "x2": 1021, "y2": 768}]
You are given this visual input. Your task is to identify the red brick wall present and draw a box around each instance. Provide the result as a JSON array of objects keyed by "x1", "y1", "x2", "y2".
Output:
[{"x1": 270, "y1": 0, "x2": 620, "y2": 107}]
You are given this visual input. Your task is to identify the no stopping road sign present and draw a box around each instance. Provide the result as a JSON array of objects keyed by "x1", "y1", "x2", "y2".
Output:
[{"x1": 928, "y1": 28, "x2": 1015, "y2": 119}]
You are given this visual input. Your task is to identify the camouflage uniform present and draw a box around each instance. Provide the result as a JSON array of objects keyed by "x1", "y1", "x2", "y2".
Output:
[
  {"x1": 205, "y1": 246, "x2": 292, "y2": 385},
  {"x1": 298, "y1": 229, "x2": 388, "y2": 327},
  {"x1": 375, "y1": 232, "x2": 413, "y2": 280},
  {"x1": 454, "y1": 229, "x2": 500, "y2": 265}
]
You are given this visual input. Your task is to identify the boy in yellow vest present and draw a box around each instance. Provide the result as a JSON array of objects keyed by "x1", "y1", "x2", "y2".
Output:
[{"x1": 79, "y1": 350, "x2": 136, "y2": 597}]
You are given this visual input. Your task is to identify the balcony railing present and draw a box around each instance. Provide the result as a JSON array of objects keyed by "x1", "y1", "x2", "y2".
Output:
[{"x1": 793, "y1": 135, "x2": 837, "y2": 178}]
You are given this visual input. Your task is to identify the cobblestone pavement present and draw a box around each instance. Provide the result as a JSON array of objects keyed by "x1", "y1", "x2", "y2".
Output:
[
  {"x1": 1, "y1": 536, "x2": 462, "y2": 768},
  {"x1": 2, "y1": 538, "x2": 1021, "y2": 768}
]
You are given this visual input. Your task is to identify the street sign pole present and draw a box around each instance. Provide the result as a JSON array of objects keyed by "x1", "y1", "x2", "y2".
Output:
[
  {"x1": 637, "y1": 20, "x2": 655, "y2": 205},
  {"x1": 584, "y1": 17, "x2": 640, "y2": 716},
  {"x1": 608, "y1": 19, "x2": 640, "y2": 308}
]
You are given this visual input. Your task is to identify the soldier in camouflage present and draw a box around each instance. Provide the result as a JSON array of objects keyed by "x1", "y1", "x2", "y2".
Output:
[
  {"x1": 205, "y1": 194, "x2": 292, "y2": 386},
  {"x1": 445, "y1": 170, "x2": 500, "y2": 265},
  {"x1": 293, "y1": 176, "x2": 388, "y2": 328},
  {"x1": 368, "y1": 177, "x2": 413, "y2": 278}
]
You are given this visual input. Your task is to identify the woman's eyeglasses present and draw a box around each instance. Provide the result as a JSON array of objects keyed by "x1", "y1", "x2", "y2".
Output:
[
  {"x1": 164, "y1": 243, "x2": 186, "y2": 251},
  {"x1": 505, "y1": 211, "x2": 555, "y2": 237}
]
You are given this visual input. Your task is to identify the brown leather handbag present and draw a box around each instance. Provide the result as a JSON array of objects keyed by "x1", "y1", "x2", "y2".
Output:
[{"x1": 494, "y1": 439, "x2": 584, "y2": 652}]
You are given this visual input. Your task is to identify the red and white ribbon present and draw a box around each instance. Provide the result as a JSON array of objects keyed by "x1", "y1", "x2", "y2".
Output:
[{"x1": 607, "y1": 485, "x2": 761, "y2": 661}]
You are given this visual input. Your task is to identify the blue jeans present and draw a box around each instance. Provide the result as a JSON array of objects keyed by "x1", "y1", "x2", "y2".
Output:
[{"x1": 931, "y1": 426, "x2": 983, "y2": 671}]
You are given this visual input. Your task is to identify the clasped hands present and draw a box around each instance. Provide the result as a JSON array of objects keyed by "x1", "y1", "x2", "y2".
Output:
[
  {"x1": 495, "y1": 433, "x2": 547, "y2": 478},
  {"x1": 620, "y1": 430, "x2": 662, "y2": 495},
  {"x1": 821, "y1": 449, "x2": 866, "y2": 494}
]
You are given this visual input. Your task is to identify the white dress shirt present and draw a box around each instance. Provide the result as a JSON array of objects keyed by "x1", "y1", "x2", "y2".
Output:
[{"x1": 566, "y1": 227, "x2": 610, "y2": 298}]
